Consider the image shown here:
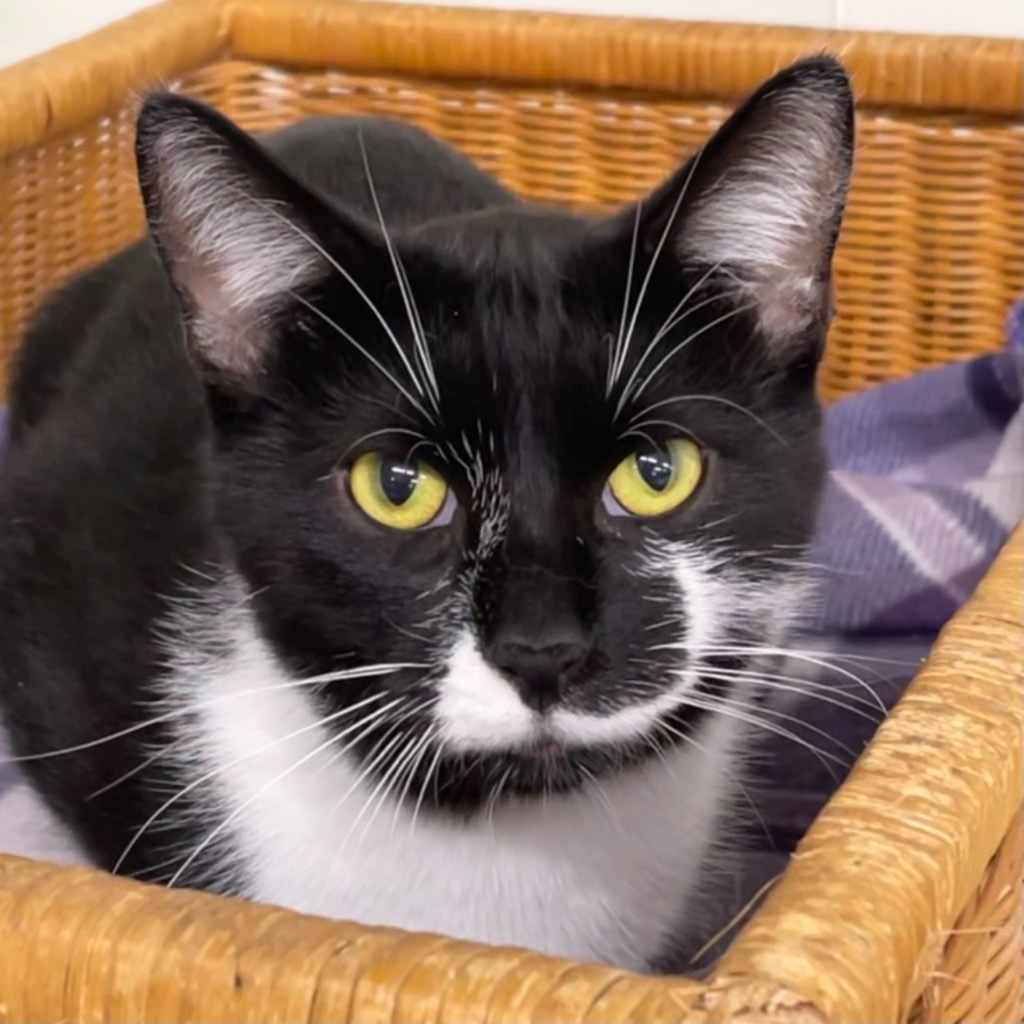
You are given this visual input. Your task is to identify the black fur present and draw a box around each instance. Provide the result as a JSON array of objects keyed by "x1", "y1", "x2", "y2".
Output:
[{"x1": 0, "y1": 57, "x2": 852, "y2": 897}]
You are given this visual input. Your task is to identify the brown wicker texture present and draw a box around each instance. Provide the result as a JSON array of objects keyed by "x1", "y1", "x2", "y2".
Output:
[
  {"x1": 917, "y1": 808, "x2": 1024, "y2": 1024},
  {"x1": 0, "y1": 2, "x2": 1021, "y2": 1022}
]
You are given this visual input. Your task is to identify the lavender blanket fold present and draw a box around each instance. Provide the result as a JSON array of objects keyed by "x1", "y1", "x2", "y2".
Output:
[
  {"x1": 809, "y1": 299, "x2": 1024, "y2": 635},
  {"x1": 0, "y1": 301, "x2": 1022, "y2": 904}
]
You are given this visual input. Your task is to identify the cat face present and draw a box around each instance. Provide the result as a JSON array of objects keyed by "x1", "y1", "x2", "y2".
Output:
[{"x1": 137, "y1": 57, "x2": 853, "y2": 812}]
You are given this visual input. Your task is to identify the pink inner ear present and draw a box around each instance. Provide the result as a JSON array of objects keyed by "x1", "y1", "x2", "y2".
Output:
[
  {"x1": 672, "y1": 80, "x2": 850, "y2": 358},
  {"x1": 149, "y1": 122, "x2": 326, "y2": 380},
  {"x1": 178, "y1": 243, "x2": 290, "y2": 385},
  {"x1": 185, "y1": 291, "x2": 271, "y2": 389},
  {"x1": 749, "y1": 273, "x2": 831, "y2": 355}
]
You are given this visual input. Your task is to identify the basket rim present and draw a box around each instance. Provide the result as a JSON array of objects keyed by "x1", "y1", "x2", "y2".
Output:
[
  {"x1": 0, "y1": 3, "x2": 1021, "y2": 1020},
  {"x1": 0, "y1": 0, "x2": 1021, "y2": 155}
]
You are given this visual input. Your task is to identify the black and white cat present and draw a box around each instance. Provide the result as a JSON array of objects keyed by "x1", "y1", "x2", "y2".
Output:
[{"x1": 0, "y1": 56, "x2": 852, "y2": 971}]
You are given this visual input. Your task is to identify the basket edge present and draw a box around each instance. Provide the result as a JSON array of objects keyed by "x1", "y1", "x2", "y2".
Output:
[
  {"x1": 0, "y1": 851, "x2": 714, "y2": 1023},
  {"x1": 0, "y1": 0, "x2": 1021, "y2": 162},
  {"x1": 710, "y1": 523, "x2": 1024, "y2": 1023},
  {"x1": 228, "y1": 0, "x2": 1024, "y2": 115},
  {"x1": 0, "y1": 0, "x2": 228, "y2": 154}
]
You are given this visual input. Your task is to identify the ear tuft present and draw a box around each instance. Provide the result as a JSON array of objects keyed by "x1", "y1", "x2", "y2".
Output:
[
  {"x1": 136, "y1": 94, "x2": 328, "y2": 385},
  {"x1": 666, "y1": 56, "x2": 854, "y2": 356}
]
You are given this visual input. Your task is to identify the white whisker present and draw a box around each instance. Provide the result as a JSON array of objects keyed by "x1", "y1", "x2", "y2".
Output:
[
  {"x1": 701, "y1": 665, "x2": 882, "y2": 719},
  {"x1": 702, "y1": 672, "x2": 877, "y2": 739},
  {"x1": 607, "y1": 200, "x2": 643, "y2": 395},
  {"x1": 1, "y1": 661, "x2": 422, "y2": 766},
  {"x1": 294, "y1": 294, "x2": 433, "y2": 423},
  {"x1": 619, "y1": 302, "x2": 760, "y2": 415},
  {"x1": 701, "y1": 644, "x2": 893, "y2": 714},
  {"x1": 484, "y1": 762, "x2": 516, "y2": 833},
  {"x1": 624, "y1": 393, "x2": 787, "y2": 447},
  {"x1": 353, "y1": 715, "x2": 437, "y2": 850},
  {"x1": 649, "y1": 267, "x2": 727, "y2": 346},
  {"x1": 613, "y1": 263, "x2": 725, "y2": 409},
  {"x1": 357, "y1": 133, "x2": 441, "y2": 413},
  {"x1": 114, "y1": 690, "x2": 397, "y2": 879},
  {"x1": 389, "y1": 724, "x2": 440, "y2": 837},
  {"x1": 160, "y1": 693, "x2": 407, "y2": 887},
  {"x1": 654, "y1": 720, "x2": 772, "y2": 849},
  {"x1": 251, "y1": 198, "x2": 434, "y2": 419},
  {"x1": 409, "y1": 735, "x2": 447, "y2": 833},
  {"x1": 578, "y1": 764, "x2": 628, "y2": 840},
  {"x1": 683, "y1": 694, "x2": 847, "y2": 778},
  {"x1": 326, "y1": 426, "x2": 431, "y2": 475},
  {"x1": 705, "y1": 642, "x2": 917, "y2": 670},
  {"x1": 619, "y1": 425, "x2": 664, "y2": 452},
  {"x1": 326, "y1": 728, "x2": 412, "y2": 857},
  {"x1": 86, "y1": 735, "x2": 189, "y2": 801},
  {"x1": 610, "y1": 149, "x2": 705, "y2": 402}
]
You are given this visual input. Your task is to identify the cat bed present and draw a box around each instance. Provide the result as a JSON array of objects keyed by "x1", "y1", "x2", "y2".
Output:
[
  {"x1": 0, "y1": 3, "x2": 1021, "y2": 1022},
  {"x1": 1, "y1": 306, "x2": 1018, "y2": 958}
]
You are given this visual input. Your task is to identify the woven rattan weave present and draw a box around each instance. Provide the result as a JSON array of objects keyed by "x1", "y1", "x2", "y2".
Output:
[{"x1": 0, "y1": 3, "x2": 1020, "y2": 1021}]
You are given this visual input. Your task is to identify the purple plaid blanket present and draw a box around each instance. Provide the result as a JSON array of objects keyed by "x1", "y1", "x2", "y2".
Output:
[
  {"x1": 809, "y1": 299, "x2": 1024, "y2": 635},
  {"x1": 1, "y1": 303, "x2": 1022, "y2": 941}
]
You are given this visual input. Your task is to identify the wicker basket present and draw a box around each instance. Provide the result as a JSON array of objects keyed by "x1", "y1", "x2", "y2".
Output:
[{"x1": 0, "y1": 2, "x2": 1021, "y2": 1021}]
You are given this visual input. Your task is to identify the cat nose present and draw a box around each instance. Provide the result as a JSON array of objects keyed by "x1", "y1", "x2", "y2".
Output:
[{"x1": 489, "y1": 631, "x2": 590, "y2": 713}]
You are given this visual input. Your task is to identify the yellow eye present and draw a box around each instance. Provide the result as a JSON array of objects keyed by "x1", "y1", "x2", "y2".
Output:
[
  {"x1": 606, "y1": 438, "x2": 703, "y2": 518},
  {"x1": 349, "y1": 452, "x2": 450, "y2": 530}
]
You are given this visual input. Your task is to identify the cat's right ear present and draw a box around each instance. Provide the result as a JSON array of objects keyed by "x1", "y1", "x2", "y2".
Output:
[
  {"x1": 615, "y1": 56, "x2": 854, "y2": 369},
  {"x1": 136, "y1": 94, "x2": 362, "y2": 391}
]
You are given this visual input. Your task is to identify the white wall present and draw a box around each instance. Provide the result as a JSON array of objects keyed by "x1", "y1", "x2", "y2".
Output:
[
  {"x1": 1, "y1": 0, "x2": 1021, "y2": 69},
  {"x1": 1, "y1": 0, "x2": 158, "y2": 69}
]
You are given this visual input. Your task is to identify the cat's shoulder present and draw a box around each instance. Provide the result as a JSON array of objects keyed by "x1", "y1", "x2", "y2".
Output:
[{"x1": 5, "y1": 240, "x2": 179, "y2": 443}]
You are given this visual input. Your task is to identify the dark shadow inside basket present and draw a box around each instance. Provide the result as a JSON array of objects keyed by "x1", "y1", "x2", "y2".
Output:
[{"x1": 686, "y1": 633, "x2": 929, "y2": 972}]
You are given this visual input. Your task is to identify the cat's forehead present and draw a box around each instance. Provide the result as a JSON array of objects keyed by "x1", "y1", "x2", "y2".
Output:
[
  {"x1": 349, "y1": 208, "x2": 750, "y2": 471},
  {"x1": 400, "y1": 214, "x2": 612, "y2": 419},
  {"x1": 411, "y1": 207, "x2": 589, "y2": 285},
  {"x1": 428, "y1": 365, "x2": 613, "y2": 492}
]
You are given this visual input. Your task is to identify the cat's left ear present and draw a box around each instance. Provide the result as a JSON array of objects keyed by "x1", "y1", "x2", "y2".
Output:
[
  {"x1": 135, "y1": 94, "x2": 366, "y2": 390},
  {"x1": 626, "y1": 56, "x2": 854, "y2": 364}
]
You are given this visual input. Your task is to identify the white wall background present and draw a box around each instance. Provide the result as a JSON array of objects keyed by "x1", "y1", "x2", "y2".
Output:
[{"x1": 1, "y1": 0, "x2": 1021, "y2": 70}]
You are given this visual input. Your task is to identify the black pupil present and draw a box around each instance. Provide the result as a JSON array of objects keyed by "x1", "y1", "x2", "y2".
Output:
[
  {"x1": 379, "y1": 458, "x2": 420, "y2": 506},
  {"x1": 636, "y1": 449, "x2": 674, "y2": 492}
]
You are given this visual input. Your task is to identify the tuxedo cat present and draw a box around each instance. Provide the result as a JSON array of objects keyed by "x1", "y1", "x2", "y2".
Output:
[{"x1": 0, "y1": 56, "x2": 852, "y2": 971}]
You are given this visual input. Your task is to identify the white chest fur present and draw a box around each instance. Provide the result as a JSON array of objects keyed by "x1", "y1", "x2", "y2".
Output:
[{"x1": 166, "y1": 607, "x2": 738, "y2": 972}]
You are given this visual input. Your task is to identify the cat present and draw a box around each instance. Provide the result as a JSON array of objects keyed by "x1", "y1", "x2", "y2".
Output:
[{"x1": 0, "y1": 55, "x2": 852, "y2": 973}]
